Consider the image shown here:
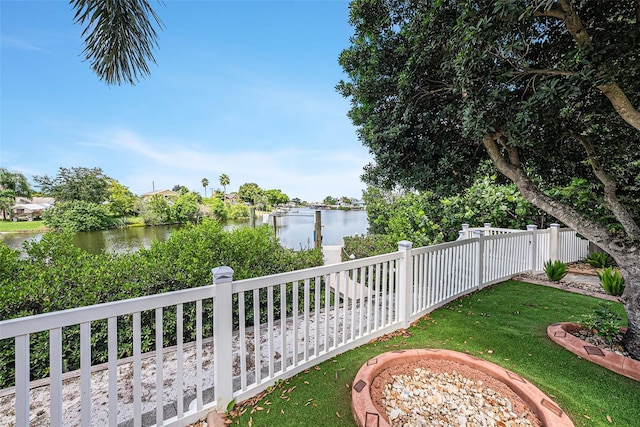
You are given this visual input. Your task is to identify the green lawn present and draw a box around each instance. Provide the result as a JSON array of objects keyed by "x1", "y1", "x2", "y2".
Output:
[
  {"x1": 0, "y1": 220, "x2": 48, "y2": 233},
  {"x1": 228, "y1": 281, "x2": 638, "y2": 427}
]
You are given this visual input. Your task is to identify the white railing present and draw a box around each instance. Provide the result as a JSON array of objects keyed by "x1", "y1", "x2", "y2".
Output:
[{"x1": 0, "y1": 224, "x2": 589, "y2": 427}]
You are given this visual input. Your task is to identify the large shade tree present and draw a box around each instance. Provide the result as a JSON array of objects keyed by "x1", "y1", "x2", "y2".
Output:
[
  {"x1": 338, "y1": 0, "x2": 640, "y2": 357},
  {"x1": 34, "y1": 167, "x2": 111, "y2": 204}
]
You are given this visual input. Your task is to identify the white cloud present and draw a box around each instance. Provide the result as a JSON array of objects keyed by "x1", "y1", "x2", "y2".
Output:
[
  {"x1": 0, "y1": 35, "x2": 43, "y2": 51},
  {"x1": 77, "y1": 127, "x2": 370, "y2": 201}
]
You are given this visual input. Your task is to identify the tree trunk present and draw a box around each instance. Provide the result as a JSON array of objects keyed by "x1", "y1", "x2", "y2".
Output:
[{"x1": 619, "y1": 258, "x2": 640, "y2": 360}]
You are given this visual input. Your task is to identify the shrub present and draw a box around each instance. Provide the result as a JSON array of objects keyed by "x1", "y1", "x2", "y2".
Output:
[
  {"x1": 581, "y1": 303, "x2": 623, "y2": 343},
  {"x1": 543, "y1": 259, "x2": 567, "y2": 281},
  {"x1": 585, "y1": 251, "x2": 615, "y2": 268},
  {"x1": 0, "y1": 220, "x2": 323, "y2": 389},
  {"x1": 43, "y1": 200, "x2": 113, "y2": 231},
  {"x1": 597, "y1": 267, "x2": 625, "y2": 296},
  {"x1": 342, "y1": 234, "x2": 397, "y2": 260}
]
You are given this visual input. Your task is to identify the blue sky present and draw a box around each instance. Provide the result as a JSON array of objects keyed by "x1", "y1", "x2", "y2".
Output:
[{"x1": 0, "y1": 0, "x2": 371, "y2": 202}]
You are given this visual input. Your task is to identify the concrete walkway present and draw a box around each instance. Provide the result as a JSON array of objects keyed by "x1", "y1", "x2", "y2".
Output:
[{"x1": 322, "y1": 245, "x2": 343, "y2": 265}]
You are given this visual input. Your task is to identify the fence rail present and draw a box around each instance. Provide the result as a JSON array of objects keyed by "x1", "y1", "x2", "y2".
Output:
[{"x1": 0, "y1": 224, "x2": 588, "y2": 426}]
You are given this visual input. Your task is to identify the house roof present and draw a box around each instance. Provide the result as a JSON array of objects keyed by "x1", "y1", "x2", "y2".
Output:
[
  {"x1": 12, "y1": 203, "x2": 48, "y2": 211},
  {"x1": 141, "y1": 189, "x2": 179, "y2": 197}
]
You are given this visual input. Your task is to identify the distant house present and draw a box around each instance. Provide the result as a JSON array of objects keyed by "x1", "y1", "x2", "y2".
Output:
[
  {"x1": 141, "y1": 189, "x2": 180, "y2": 202},
  {"x1": 10, "y1": 197, "x2": 55, "y2": 221},
  {"x1": 225, "y1": 192, "x2": 241, "y2": 205}
]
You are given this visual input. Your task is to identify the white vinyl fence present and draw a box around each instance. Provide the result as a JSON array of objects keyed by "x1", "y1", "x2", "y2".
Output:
[{"x1": 0, "y1": 224, "x2": 588, "y2": 427}]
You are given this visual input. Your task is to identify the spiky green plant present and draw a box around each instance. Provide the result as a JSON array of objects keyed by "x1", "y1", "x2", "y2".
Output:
[
  {"x1": 585, "y1": 252, "x2": 615, "y2": 268},
  {"x1": 597, "y1": 267, "x2": 625, "y2": 296},
  {"x1": 544, "y1": 259, "x2": 567, "y2": 282}
]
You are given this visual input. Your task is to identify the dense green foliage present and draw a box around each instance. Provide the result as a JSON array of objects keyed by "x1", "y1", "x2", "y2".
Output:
[
  {"x1": 230, "y1": 281, "x2": 636, "y2": 427},
  {"x1": 238, "y1": 182, "x2": 263, "y2": 204},
  {"x1": 228, "y1": 203, "x2": 250, "y2": 220},
  {"x1": 342, "y1": 234, "x2": 397, "y2": 259},
  {"x1": 581, "y1": 303, "x2": 624, "y2": 343},
  {"x1": 34, "y1": 167, "x2": 111, "y2": 204},
  {"x1": 0, "y1": 220, "x2": 323, "y2": 388},
  {"x1": 265, "y1": 189, "x2": 290, "y2": 206},
  {"x1": 42, "y1": 200, "x2": 114, "y2": 231},
  {"x1": 338, "y1": 0, "x2": 640, "y2": 357},
  {"x1": 364, "y1": 175, "x2": 550, "y2": 245},
  {"x1": 137, "y1": 191, "x2": 203, "y2": 225},
  {"x1": 338, "y1": 0, "x2": 640, "y2": 209},
  {"x1": 106, "y1": 180, "x2": 137, "y2": 217}
]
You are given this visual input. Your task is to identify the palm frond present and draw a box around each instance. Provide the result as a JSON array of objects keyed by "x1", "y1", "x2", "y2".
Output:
[{"x1": 71, "y1": 0, "x2": 164, "y2": 85}]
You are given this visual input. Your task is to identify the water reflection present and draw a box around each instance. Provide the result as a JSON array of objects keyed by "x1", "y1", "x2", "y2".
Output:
[{"x1": 0, "y1": 209, "x2": 368, "y2": 254}]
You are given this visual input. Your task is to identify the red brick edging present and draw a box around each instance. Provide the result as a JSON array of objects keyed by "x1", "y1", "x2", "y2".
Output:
[
  {"x1": 547, "y1": 323, "x2": 640, "y2": 382},
  {"x1": 351, "y1": 349, "x2": 574, "y2": 427}
]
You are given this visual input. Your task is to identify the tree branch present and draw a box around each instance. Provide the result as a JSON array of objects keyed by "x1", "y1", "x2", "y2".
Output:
[
  {"x1": 518, "y1": 68, "x2": 577, "y2": 77},
  {"x1": 532, "y1": 9, "x2": 566, "y2": 20},
  {"x1": 572, "y1": 133, "x2": 640, "y2": 240},
  {"x1": 555, "y1": 0, "x2": 640, "y2": 130},
  {"x1": 482, "y1": 134, "x2": 615, "y2": 247}
]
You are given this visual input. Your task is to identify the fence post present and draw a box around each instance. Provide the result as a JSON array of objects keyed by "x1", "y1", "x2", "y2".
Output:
[
  {"x1": 461, "y1": 223, "x2": 469, "y2": 239},
  {"x1": 549, "y1": 224, "x2": 560, "y2": 262},
  {"x1": 527, "y1": 224, "x2": 538, "y2": 273},
  {"x1": 484, "y1": 223, "x2": 492, "y2": 236},
  {"x1": 473, "y1": 230, "x2": 484, "y2": 289},
  {"x1": 397, "y1": 240, "x2": 413, "y2": 329},
  {"x1": 212, "y1": 266, "x2": 235, "y2": 412}
]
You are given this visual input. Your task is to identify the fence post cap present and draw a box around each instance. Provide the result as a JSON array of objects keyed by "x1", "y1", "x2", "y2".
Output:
[
  {"x1": 484, "y1": 223, "x2": 491, "y2": 228},
  {"x1": 550, "y1": 223, "x2": 560, "y2": 229},
  {"x1": 526, "y1": 224, "x2": 538, "y2": 230},
  {"x1": 472, "y1": 230, "x2": 483, "y2": 238},
  {"x1": 462, "y1": 224, "x2": 469, "y2": 230},
  {"x1": 212, "y1": 266, "x2": 234, "y2": 284},
  {"x1": 398, "y1": 240, "x2": 413, "y2": 250}
]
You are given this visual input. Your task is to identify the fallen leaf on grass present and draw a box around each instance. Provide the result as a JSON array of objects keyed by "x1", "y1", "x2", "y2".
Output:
[
  {"x1": 607, "y1": 415, "x2": 612, "y2": 423},
  {"x1": 336, "y1": 412, "x2": 341, "y2": 418},
  {"x1": 584, "y1": 415, "x2": 591, "y2": 419}
]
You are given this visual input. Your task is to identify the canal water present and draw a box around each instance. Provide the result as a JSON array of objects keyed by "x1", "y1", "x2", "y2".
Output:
[{"x1": 0, "y1": 209, "x2": 368, "y2": 254}]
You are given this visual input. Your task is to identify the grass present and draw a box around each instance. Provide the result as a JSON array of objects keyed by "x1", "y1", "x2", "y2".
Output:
[
  {"x1": 227, "y1": 281, "x2": 639, "y2": 427},
  {"x1": 0, "y1": 217, "x2": 146, "y2": 233},
  {"x1": 0, "y1": 219, "x2": 48, "y2": 233}
]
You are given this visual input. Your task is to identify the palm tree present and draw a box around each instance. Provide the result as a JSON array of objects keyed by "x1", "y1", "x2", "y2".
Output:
[
  {"x1": 219, "y1": 174, "x2": 230, "y2": 204},
  {"x1": 70, "y1": 0, "x2": 163, "y2": 85},
  {"x1": 201, "y1": 178, "x2": 209, "y2": 198}
]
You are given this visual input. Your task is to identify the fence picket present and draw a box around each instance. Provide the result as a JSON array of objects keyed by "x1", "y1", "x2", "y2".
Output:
[{"x1": 50, "y1": 327, "x2": 62, "y2": 427}]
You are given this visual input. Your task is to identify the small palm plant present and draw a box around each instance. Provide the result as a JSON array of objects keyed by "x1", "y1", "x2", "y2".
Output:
[
  {"x1": 597, "y1": 267, "x2": 625, "y2": 296},
  {"x1": 544, "y1": 259, "x2": 567, "y2": 282},
  {"x1": 585, "y1": 251, "x2": 615, "y2": 268}
]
